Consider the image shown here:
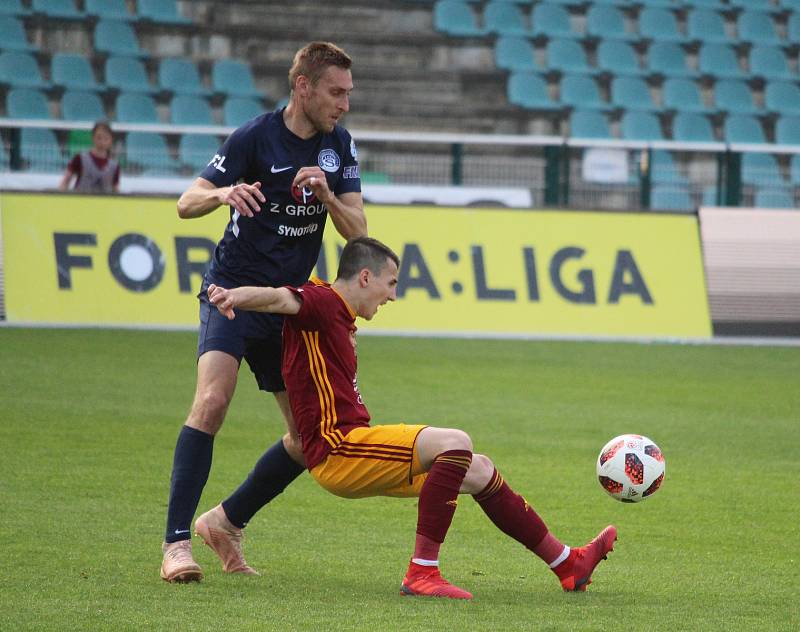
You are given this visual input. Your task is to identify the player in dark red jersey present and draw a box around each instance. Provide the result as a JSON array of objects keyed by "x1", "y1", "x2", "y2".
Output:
[
  {"x1": 160, "y1": 42, "x2": 367, "y2": 583},
  {"x1": 206, "y1": 237, "x2": 618, "y2": 600}
]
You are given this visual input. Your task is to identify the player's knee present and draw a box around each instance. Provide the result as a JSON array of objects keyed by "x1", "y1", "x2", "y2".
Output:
[
  {"x1": 189, "y1": 390, "x2": 230, "y2": 432},
  {"x1": 438, "y1": 429, "x2": 473, "y2": 454},
  {"x1": 472, "y1": 453, "x2": 494, "y2": 477}
]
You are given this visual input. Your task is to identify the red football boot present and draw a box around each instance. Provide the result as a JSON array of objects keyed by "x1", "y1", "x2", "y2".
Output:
[
  {"x1": 400, "y1": 562, "x2": 473, "y2": 600},
  {"x1": 554, "y1": 525, "x2": 618, "y2": 592}
]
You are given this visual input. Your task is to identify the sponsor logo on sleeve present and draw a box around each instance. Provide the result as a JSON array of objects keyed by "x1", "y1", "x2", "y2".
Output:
[
  {"x1": 350, "y1": 138, "x2": 358, "y2": 160},
  {"x1": 318, "y1": 149, "x2": 341, "y2": 173},
  {"x1": 343, "y1": 165, "x2": 360, "y2": 179}
]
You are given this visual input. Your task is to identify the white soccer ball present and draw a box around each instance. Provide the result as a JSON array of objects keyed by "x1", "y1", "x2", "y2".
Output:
[{"x1": 596, "y1": 434, "x2": 665, "y2": 503}]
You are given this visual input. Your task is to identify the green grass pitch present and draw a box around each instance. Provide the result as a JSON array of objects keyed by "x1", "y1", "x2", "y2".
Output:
[{"x1": 1, "y1": 327, "x2": 798, "y2": 631}]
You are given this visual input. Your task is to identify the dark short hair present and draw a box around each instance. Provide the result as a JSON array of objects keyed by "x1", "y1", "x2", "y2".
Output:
[
  {"x1": 91, "y1": 121, "x2": 113, "y2": 137},
  {"x1": 288, "y1": 41, "x2": 352, "y2": 90},
  {"x1": 336, "y1": 237, "x2": 399, "y2": 281}
]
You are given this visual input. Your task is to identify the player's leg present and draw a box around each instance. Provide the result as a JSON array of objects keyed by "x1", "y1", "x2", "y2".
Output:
[{"x1": 468, "y1": 454, "x2": 617, "y2": 592}]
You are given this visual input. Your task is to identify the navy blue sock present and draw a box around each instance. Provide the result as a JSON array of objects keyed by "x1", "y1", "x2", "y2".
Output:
[
  {"x1": 165, "y1": 425, "x2": 214, "y2": 543},
  {"x1": 222, "y1": 439, "x2": 305, "y2": 528}
]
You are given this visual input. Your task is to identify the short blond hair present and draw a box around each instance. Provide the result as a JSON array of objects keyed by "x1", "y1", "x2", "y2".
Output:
[{"x1": 288, "y1": 41, "x2": 352, "y2": 91}]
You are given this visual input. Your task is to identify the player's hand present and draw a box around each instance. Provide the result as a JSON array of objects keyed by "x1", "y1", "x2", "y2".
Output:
[
  {"x1": 220, "y1": 182, "x2": 265, "y2": 217},
  {"x1": 207, "y1": 284, "x2": 236, "y2": 320},
  {"x1": 293, "y1": 167, "x2": 334, "y2": 205}
]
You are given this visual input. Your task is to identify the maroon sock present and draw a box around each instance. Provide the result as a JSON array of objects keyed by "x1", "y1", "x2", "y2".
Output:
[
  {"x1": 474, "y1": 468, "x2": 565, "y2": 564},
  {"x1": 414, "y1": 450, "x2": 472, "y2": 560}
]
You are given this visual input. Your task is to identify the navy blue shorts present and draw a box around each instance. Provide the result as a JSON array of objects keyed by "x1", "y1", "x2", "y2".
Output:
[{"x1": 197, "y1": 291, "x2": 285, "y2": 392}]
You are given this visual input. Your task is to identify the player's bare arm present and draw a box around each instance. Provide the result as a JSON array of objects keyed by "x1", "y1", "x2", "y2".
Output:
[
  {"x1": 293, "y1": 167, "x2": 367, "y2": 239},
  {"x1": 208, "y1": 284, "x2": 301, "y2": 320},
  {"x1": 177, "y1": 177, "x2": 266, "y2": 219}
]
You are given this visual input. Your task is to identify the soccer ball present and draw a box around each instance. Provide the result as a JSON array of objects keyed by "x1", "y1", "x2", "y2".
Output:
[{"x1": 596, "y1": 434, "x2": 665, "y2": 503}]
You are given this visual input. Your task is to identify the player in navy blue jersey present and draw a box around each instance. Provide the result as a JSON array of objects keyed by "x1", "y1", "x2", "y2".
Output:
[{"x1": 161, "y1": 42, "x2": 367, "y2": 583}]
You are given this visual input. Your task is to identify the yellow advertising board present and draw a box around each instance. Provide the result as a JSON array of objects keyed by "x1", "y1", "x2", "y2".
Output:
[{"x1": 0, "y1": 193, "x2": 711, "y2": 338}]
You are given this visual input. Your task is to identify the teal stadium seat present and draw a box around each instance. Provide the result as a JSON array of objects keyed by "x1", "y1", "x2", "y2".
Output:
[
  {"x1": 737, "y1": 11, "x2": 782, "y2": 46},
  {"x1": 179, "y1": 134, "x2": 221, "y2": 171},
  {"x1": 647, "y1": 42, "x2": 698, "y2": 78},
  {"x1": 7, "y1": 88, "x2": 50, "y2": 119},
  {"x1": 52, "y1": 53, "x2": 102, "y2": 92},
  {"x1": 61, "y1": 90, "x2": 105, "y2": 121},
  {"x1": 754, "y1": 187, "x2": 794, "y2": 208},
  {"x1": 687, "y1": 9, "x2": 731, "y2": 45},
  {"x1": 530, "y1": 4, "x2": 579, "y2": 40},
  {"x1": 170, "y1": 95, "x2": 215, "y2": 125},
  {"x1": 32, "y1": 0, "x2": 84, "y2": 20},
  {"x1": 159, "y1": 58, "x2": 211, "y2": 96},
  {"x1": 569, "y1": 110, "x2": 612, "y2": 138},
  {"x1": 507, "y1": 72, "x2": 561, "y2": 110},
  {"x1": 636, "y1": 0, "x2": 680, "y2": 8},
  {"x1": 649, "y1": 150, "x2": 689, "y2": 186},
  {"x1": 611, "y1": 76, "x2": 661, "y2": 112},
  {"x1": 137, "y1": 0, "x2": 191, "y2": 24},
  {"x1": 224, "y1": 98, "x2": 263, "y2": 126},
  {"x1": 730, "y1": 0, "x2": 780, "y2": 11},
  {"x1": 790, "y1": 154, "x2": 800, "y2": 183},
  {"x1": 621, "y1": 111, "x2": 663, "y2": 140},
  {"x1": 0, "y1": 0, "x2": 31, "y2": 17},
  {"x1": 686, "y1": 0, "x2": 726, "y2": 7},
  {"x1": 672, "y1": 112, "x2": 716, "y2": 142},
  {"x1": 94, "y1": 20, "x2": 149, "y2": 58},
  {"x1": 638, "y1": 7, "x2": 686, "y2": 43},
  {"x1": 0, "y1": 16, "x2": 36, "y2": 51},
  {"x1": 85, "y1": 0, "x2": 134, "y2": 21},
  {"x1": 749, "y1": 46, "x2": 795, "y2": 82},
  {"x1": 560, "y1": 74, "x2": 610, "y2": 111},
  {"x1": 105, "y1": 57, "x2": 156, "y2": 94},
  {"x1": 724, "y1": 115, "x2": 766, "y2": 144},
  {"x1": 0, "y1": 141, "x2": 8, "y2": 169},
  {"x1": 596, "y1": 40, "x2": 643, "y2": 76},
  {"x1": 546, "y1": 39, "x2": 596, "y2": 75},
  {"x1": 211, "y1": 60, "x2": 262, "y2": 99},
  {"x1": 125, "y1": 132, "x2": 179, "y2": 174},
  {"x1": 741, "y1": 152, "x2": 784, "y2": 186},
  {"x1": 714, "y1": 79, "x2": 761, "y2": 116},
  {"x1": 0, "y1": 52, "x2": 50, "y2": 89},
  {"x1": 663, "y1": 78, "x2": 711, "y2": 114},
  {"x1": 650, "y1": 185, "x2": 694, "y2": 212},
  {"x1": 774, "y1": 115, "x2": 800, "y2": 144},
  {"x1": 788, "y1": 12, "x2": 800, "y2": 43},
  {"x1": 115, "y1": 93, "x2": 158, "y2": 123},
  {"x1": 766, "y1": 83, "x2": 800, "y2": 116},
  {"x1": 698, "y1": 44, "x2": 743, "y2": 80},
  {"x1": 495, "y1": 36, "x2": 539, "y2": 72},
  {"x1": 20, "y1": 128, "x2": 63, "y2": 171},
  {"x1": 433, "y1": 1, "x2": 487, "y2": 37},
  {"x1": 586, "y1": 5, "x2": 635, "y2": 41},
  {"x1": 484, "y1": 1, "x2": 528, "y2": 36}
]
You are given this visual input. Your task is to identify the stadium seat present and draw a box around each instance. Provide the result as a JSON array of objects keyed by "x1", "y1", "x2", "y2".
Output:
[
  {"x1": 115, "y1": 93, "x2": 159, "y2": 123},
  {"x1": 790, "y1": 154, "x2": 800, "y2": 184},
  {"x1": 0, "y1": 16, "x2": 37, "y2": 51},
  {"x1": 611, "y1": 77, "x2": 660, "y2": 112},
  {"x1": 560, "y1": 74, "x2": 609, "y2": 111},
  {"x1": 586, "y1": 5, "x2": 635, "y2": 41},
  {"x1": 484, "y1": 1, "x2": 528, "y2": 36},
  {"x1": 749, "y1": 46, "x2": 795, "y2": 82},
  {"x1": 94, "y1": 20, "x2": 149, "y2": 58},
  {"x1": 687, "y1": 9, "x2": 731, "y2": 45},
  {"x1": 31, "y1": 0, "x2": 84, "y2": 20},
  {"x1": 672, "y1": 112, "x2": 716, "y2": 142},
  {"x1": 741, "y1": 152, "x2": 784, "y2": 186},
  {"x1": 507, "y1": 72, "x2": 561, "y2": 110},
  {"x1": 650, "y1": 185, "x2": 694, "y2": 212},
  {"x1": 61, "y1": 90, "x2": 105, "y2": 121},
  {"x1": 105, "y1": 57, "x2": 156, "y2": 94},
  {"x1": 638, "y1": 7, "x2": 686, "y2": 43},
  {"x1": 737, "y1": 11, "x2": 782, "y2": 46},
  {"x1": 713, "y1": 80, "x2": 761, "y2": 116},
  {"x1": 433, "y1": 1, "x2": 487, "y2": 37},
  {"x1": 530, "y1": 4, "x2": 578, "y2": 40},
  {"x1": 662, "y1": 78, "x2": 711, "y2": 114},
  {"x1": 51, "y1": 54, "x2": 102, "y2": 92},
  {"x1": 495, "y1": 36, "x2": 539, "y2": 72},
  {"x1": 649, "y1": 150, "x2": 689, "y2": 186},
  {"x1": 170, "y1": 95, "x2": 215, "y2": 125},
  {"x1": 596, "y1": 40, "x2": 643, "y2": 76},
  {"x1": 0, "y1": 52, "x2": 50, "y2": 89},
  {"x1": 730, "y1": 0, "x2": 779, "y2": 10},
  {"x1": 647, "y1": 42, "x2": 698, "y2": 79},
  {"x1": 788, "y1": 12, "x2": 800, "y2": 43},
  {"x1": 137, "y1": 0, "x2": 191, "y2": 24},
  {"x1": 179, "y1": 134, "x2": 221, "y2": 171},
  {"x1": 6, "y1": 88, "x2": 51, "y2": 119},
  {"x1": 20, "y1": 127, "x2": 63, "y2": 171},
  {"x1": 724, "y1": 115, "x2": 766, "y2": 144},
  {"x1": 774, "y1": 115, "x2": 800, "y2": 144},
  {"x1": 223, "y1": 97, "x2": 264, "y2": 126},
  {"x1": 766, "y1": 83, "x2": 800, "y2": 117},
  {"x1": 545, "y1": 39, "x2": 596, "y2": 75},
  {"x1": 621, "y1": 111, "x2": 663, "y2": 140},
  {"x1": 754, "y1": 187, "x2": 794, "y2": 208},
  {"x1": 85, "y1": 0, "x2": 134, "y2": 21},
  {"x1": 211, "y1": 60, "x2": 262, "y2": 99},
  {"x1": 698, "y1": 44, "x2": 744, "y2": 80},
  {"x1": 159, "y1": 58, "x2": 210, "y2": 96},
  {"x1": 125, "y1": 132, "x2": 179, "y2": 173},
  {"x1": 0, "y1": 0, "x2": 31, "y2": 17},
  {"x1": 0, "y1": 141, "x2": 8, "y2": 170},
  {"x1": 702, "y1": 185, "x2": 721, "y2": 207},
  {"x1": 689, "y1": 0, "x2": 726, "y2": 8},
  {"x1": 569, "y1": 110, "x2": 612, "y2": 138}
]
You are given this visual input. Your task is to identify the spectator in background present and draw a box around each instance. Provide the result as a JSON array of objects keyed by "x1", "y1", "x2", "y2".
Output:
[{"x1": 59, "y1": 121, "x2": 120, "y2": 193}]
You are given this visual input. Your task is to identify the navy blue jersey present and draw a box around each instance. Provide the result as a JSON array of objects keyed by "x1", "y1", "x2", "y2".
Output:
[{"x1": 200, "y1": 108, "x2": 361, "y2": 288}]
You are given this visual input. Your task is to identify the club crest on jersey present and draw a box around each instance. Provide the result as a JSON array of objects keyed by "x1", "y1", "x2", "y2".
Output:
[
  {"x1": 291, "y1": 184, "x2": 317, "y2": 204},
  {"x1": 318, "y1": 149, "x2": 340, "y2": 173}
]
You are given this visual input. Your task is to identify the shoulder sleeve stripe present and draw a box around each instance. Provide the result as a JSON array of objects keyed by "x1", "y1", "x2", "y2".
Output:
[{"x1": 301, "y1": 330, "x2": 345, "y2": 448}]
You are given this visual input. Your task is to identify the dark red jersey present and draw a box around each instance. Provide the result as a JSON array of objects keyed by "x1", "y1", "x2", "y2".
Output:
[{"x1": 282, "y1": 279, "x2": 370, "y2": 469}]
